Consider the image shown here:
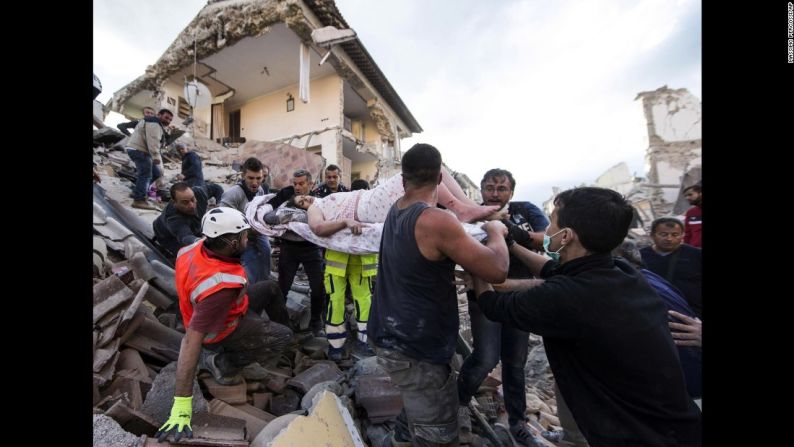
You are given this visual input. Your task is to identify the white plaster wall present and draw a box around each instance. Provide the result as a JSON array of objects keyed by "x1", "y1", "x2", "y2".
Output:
[
  {"x1": 161, "y1": 80, "x2": 212, "y2": 138},
  {"x1": 351, "y1": 162, "x2": 378, "y2": 183},
  {"x1": 239, "y1": 74, "x2": 341, "y2": 143},
  {"x1": 650, "y1": 93, "x2": 702, "y2": 142},
  {"x1": 595, "y1": 162, "x2": 634, "y2": 195},
  {"x1": 655, "y1": 161, "x2": 684, "y2": 204}
]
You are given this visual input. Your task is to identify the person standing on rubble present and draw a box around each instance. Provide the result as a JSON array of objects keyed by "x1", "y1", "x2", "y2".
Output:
[
  {"x1": 470, "y1": 187, "x2": 702, "y2": 447},
  {"x1": 266, "y1": 168, "x2": 328, "y2": 339},
  {"x1": 174, "y1": 142, "x2": 205, "y2": 188},
  {"x1": 316, "y1": 177, "x2": 378, "y2": 361},
  {"x1": 457, "y1": 168, "x2": 549, "y2": 447},
  {"x1": 126, "y1": 108, "x2": 173, "y2": 210},
  {"x1": 369, "y1": 143, "x2": 510, "y2": 447},
  {"x1": 155, "y1": 207, "x2": 293, "y2": 443},
  {"x1": 220, "y1": 157, "x2": 273, "y2": 284},
  {"x1": 117, "y1": 106, "x2": 156, "y2": 136}
]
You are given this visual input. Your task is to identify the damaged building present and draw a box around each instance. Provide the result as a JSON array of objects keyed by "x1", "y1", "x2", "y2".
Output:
[
  {"x1": 108, "y1": 0, "x2": 423, "y2": 187},
  {"x1": 543, "y1": 86, "x2": 702, "y2": 234},
  {"x1": 93, "y1": 1, "x2": 563, "y2": 446}
]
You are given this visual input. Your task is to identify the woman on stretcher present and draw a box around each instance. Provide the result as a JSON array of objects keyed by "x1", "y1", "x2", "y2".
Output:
[{"x1": 270, "y1": 168, "x2": 503, "y2": 237}]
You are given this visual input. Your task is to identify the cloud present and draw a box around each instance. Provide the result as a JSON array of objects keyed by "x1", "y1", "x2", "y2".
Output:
[{"x1": 94, "y1": 0, "x2": 700, "y2": 206}]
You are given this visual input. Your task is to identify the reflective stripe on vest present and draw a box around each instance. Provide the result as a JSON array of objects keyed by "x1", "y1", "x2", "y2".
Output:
[
  {"x1": 190, "y1": 273, "x2": 247, "y2": 304},
  {"x1": 177, "y1": 239, "x2": 202, "y2": 259}
]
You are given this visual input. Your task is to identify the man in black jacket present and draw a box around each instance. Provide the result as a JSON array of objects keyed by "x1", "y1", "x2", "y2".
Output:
[
  {"x1": 640, "y1": 217, "x2": 702, "y2": 318},
  {"x1": 175, "y1": 142, "x2": 205, "y2": 187},
  {"x1": 117, "y1": 107, "x2": 156, "y2": 136},
  {"x1": 153, "y1": 182, "x2": 223, "y2": 260},
  {"x1": 471, "y1": 187, "x2": 701, "y2": 447}
]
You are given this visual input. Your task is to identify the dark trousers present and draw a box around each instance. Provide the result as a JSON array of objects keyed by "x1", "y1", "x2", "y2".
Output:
[
  {"x1": 242, "y1": 234, "x2": 272, "y2": 285},
  {"x1": 457, "y1": 297, "x2": 529, "y2": 426},
  {"x1": 375, "y1": 347, "x2": 459, "y2": 447},
  {"x1": 277, "y1": 242, "x2": 326, "y2": 327},
  {"x1": 126, "y1": 149, "x2": 162, "y2": 200},
  {"x1": 205, "y1": 280, "x2": 294, "y2": 375}
]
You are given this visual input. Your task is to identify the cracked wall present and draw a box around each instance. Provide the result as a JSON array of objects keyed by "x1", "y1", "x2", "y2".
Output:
[{"x1": 636, "y1": 86, "x2": 702, "y2": 217}]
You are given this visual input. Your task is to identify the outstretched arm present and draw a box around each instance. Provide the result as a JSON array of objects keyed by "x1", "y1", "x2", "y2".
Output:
[
  {"x1": 307, "y1": 206, "x2": 364, "y2": 237},
  {"x1": 420, "y1": 210, "x2": 509, "y2": 283}
]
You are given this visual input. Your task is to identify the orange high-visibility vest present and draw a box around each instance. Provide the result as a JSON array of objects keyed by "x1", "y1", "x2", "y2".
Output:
[{"x1": 175, "y1": 240, "x2": 248, "y2": 344}]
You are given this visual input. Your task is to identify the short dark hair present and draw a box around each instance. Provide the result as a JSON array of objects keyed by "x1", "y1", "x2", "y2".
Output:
[
  {"x1": 651, "y1": 217, "x2": 684, "y2": 234},
  {"x1": 553, "y1": 187, "x2": 633, "y2": 254},
  {"x1": 480, "y1": 168, "x2": 516, "y2": 191},
  {"x1": 170, "y1": 182, "x2": 191, "y2": 201},
  {"x1": 241, "y1": 157, "x2": 263, "y2": 174},
  {"x1": 683, "y1": 184, "x2": 702, "y2": 194},
  {"x1": 351, "y1": 179, "x2": 370, "y2": 190},
  {"x1": 325, "y1": 164, "x2": 341, "y2": 173},
  {"x1": 293, "y1": 168, "x2": 312, "y2": 182},
  {"x1": 401, "y1": 143, "x2": 441, "y2": 187},
  {"x1": 158, "y1": 108, "x2": 173, "y2": 116}
]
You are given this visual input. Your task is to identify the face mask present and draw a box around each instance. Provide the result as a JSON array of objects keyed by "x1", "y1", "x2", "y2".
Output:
[{"x1": 543, "y1": 228, "x2": 567, "y2": 261}]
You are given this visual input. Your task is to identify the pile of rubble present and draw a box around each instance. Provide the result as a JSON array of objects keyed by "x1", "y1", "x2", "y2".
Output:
[{"x1": 92, "y1": 131, "x2": 566, "y2": 446}]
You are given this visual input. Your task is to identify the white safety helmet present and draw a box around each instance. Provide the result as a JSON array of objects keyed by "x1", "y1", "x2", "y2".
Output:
[{"x1": 201, "y1": 207, "x2": 251, "y2": 238}]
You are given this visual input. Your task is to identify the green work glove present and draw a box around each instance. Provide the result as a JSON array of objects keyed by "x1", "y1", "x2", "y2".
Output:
[{"x1": 156, "y1": 396, "x2": 193, "y2": 442}]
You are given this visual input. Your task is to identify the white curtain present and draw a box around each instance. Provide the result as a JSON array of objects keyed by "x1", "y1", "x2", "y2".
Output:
[
  {"x1": 299, "y1": 43, "x2": 310, "y2": 103},
  {"x1": 212, "y1": 103, "x2": 225, "y2": 141}
]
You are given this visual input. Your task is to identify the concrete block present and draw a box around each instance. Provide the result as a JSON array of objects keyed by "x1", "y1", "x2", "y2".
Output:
[
  {"x1": 200, "y1": 377, "x2": 248, "y2": 405},
  {"x1": 140, "y1": 362, "x2": 209, "y2": 424},
  {"x1": 354, "y1": 375, "x2": 403, "y2": 423},
  {"x1": 268, "y1": 391, "x2": 365, "y2": 447},
  {"x1": 104, "y1": 401, "x2": 159, "y2": 436},
  {"x1": 208, "y1": 399, "x2": 270, "y2": 441},
  {"x1": 287, "y1": 362, "x2": 342, "y2": 393},
  {"x1": 252, "y1": 392, "x2": 272, "y2": 411},
  {"x1": 269, "y1": 389, "x2": 300, "y2": 416}
]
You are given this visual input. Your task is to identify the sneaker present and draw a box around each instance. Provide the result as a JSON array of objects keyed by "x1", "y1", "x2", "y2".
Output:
[
  {"x1": 241, "y1": 362, "x2": 268, "y2": 381},
  {"x1": 541, "y1": 429, "x2": 565, "y2": 443},
  {"x1": 131, "y1": 199, "x2": 158, "y2": 210},
  {"x1": 327, "y1": 347, "x2": 344, "y2": 362},
  {"x1": 202, "y1": 352, "x2": 243, "y2": 385},
  {"x1": 510, "y1": 422, "x2": 544, "y2": 447},
  {"x1": 353, "y1": 340, "x2": 375, "y2": 357}
]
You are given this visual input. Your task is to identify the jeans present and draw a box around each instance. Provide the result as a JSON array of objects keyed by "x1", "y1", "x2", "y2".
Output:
[
  {"x1": 457, "y1": 297, "x2": 529, "y2": 426},
  {"x1": 375, "y1": 347, "x2": 459, "y2": 447},
  {"x1": 277, "y1": 242, "x2": 326, "y2": 328},
  {"x1": 127, "y1": 149, "x2": 162, "y2": 200},
  {"x1": 242, "y1": 234, "x2": 272, "y2": 284},
  {"x1": 204, "y1": 280, "x2": 294, "y2": 375}
]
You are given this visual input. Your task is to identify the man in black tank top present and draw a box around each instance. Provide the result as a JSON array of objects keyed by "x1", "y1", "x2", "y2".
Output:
[{"x1": 369, "y1": 144, "x2": 510, "y2": 447}]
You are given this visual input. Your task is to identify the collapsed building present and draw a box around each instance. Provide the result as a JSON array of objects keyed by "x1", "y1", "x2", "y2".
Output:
[
  {"x1": 542, "y1": 86, "x2": 702, "y2": 235},
  {"x1": 92, "y1": 1, "x2": 560, "y2": 445},
  {"x1": 107, "y1": 0, "x2": 423, "y2": 188}
]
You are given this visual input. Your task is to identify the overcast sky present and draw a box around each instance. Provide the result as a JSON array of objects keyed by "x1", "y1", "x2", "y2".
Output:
[{"x1": 94, "y1": 0, "x2": 701, "y2": 206}]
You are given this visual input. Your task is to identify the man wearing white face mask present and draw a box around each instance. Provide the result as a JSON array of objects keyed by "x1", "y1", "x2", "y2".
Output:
[{"x1": 470, "y1": 187, "x2": 702, "y2": 447}]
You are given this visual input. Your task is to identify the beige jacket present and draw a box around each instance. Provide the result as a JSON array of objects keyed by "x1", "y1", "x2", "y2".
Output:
[{"x1": 126, "y1": 119, "x2": 165, "y2": 163}]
